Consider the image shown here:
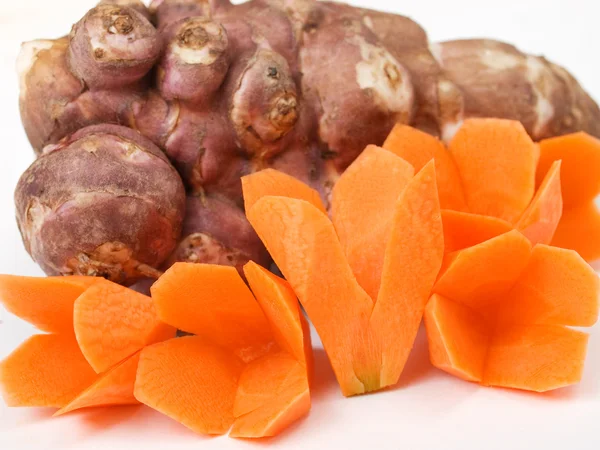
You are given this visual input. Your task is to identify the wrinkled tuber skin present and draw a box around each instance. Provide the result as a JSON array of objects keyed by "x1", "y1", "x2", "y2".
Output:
[
  {"x1": 166, "y1": 195, "x2": 270, "y2": 271},
  {"x1": 15, "y1": 125, "x2": 185, "y2": 285},
  {"x1": 16, "y1": 0, "x2": 600, "y2": 280}
]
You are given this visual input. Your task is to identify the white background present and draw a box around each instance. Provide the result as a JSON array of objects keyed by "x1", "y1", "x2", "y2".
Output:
[{"x1": 1, "y1": 0, "x2": 600, "y2": 449}]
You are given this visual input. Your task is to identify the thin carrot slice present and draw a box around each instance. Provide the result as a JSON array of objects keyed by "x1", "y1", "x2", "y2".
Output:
[
  {"x1": 516, "y1": 160, "x2": 563, "y2": 245},
  {"x1": 441, "y1": 210, "x2": 513, "y2": 253},
  {"x1": 247, "y1": 196, "x2": 378, "y2": 396},
  {"x1": 551, "y1": 202, "x2": 600, "y2": 262},
  {"x1": 243, "y1": 262, "x2": 307, "y2": 365},
  {"x1": 55, "y1": 352, "x2": 140, "y2": 416},
  {"x1": 449, "y1": 118, "x2": 539, "y2": 222},
  {"x1": 383, "y1": 123, "x2": 467, "y2": 210},
  {"x1": 0, "y1": 334, "x2": 97, "y2": 408},
  {"x1": 484, "y1": 324, "x2": 589, "y2": 392},
  {"x1": 0, "y1": 276, "x2": 98, "y2": 333},
  {"x1": 434, "y1": 230, "x2": 532, "y2": 310},
  {"x1": 242, "y1": 168, "x2": 326, "y2": 214},
  {"x1": 231, "y1": 355, "x2": 310, "y2": 438},
  {"x1": 491, "y1": 245, "x2": 599, "y2": 327},
  {"x1": 537, "y1": 132, "x2": 600, "y2": 208},
  {"x1": 370, "y1": 161, "x2": 444, "y2": 387},
  {"x1": 134, "y1": 336, "x2": 244, "y2": 435},
  {"x1": 152, "y1": 263, "x2": 273, "y2": 363},
  {"x1": 331, "y1": 145, "x2": 414, "y2": 300},
  {"x1": 424, "y1": 294, "x2": 489, "y2": 382},
  {"x1": 74, "y1": 280, "x2": 176, "y2": 373}
]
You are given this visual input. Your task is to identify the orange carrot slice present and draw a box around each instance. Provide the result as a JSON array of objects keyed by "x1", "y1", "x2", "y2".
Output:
[
  {"x1": 434, "y1": 230, "x2": 532, "y2": 310},
  {"x1": 483, "y1": 324, "x2": 589, "y2": 392},
  {"x1": 152, "y1": 263, "x2": 273, "y2": 363},
  {"x1": 74, "y1": 280, "x2": 175, "y2": 373},
  {"x1": 231, "y1": 352, "x2": 309, "y2": 438},
  {"x1": 0, "y1": 276, "x2": 97, "y2": 333},
  {"x1": 441, "y1": 210, "x2": 513, "y2": 253},
  {"x1": 551, "y1": 202, "x2": 600, "y2": 262},
  {"x1": 491, "y1": 245, "x2": 600, "y2": 327},
  {"x1": 424, "y1": 294, "x2": 489, "y2": 382},
  {"x1": 242, "y1": 168, "x2": 326, "y2": 214},
  {"x1": 247, "y1": 196, "x2": 378, "y2": 396},
  {"x1": 55, "y1": 352, "x2": 141, "y2": 416},
  {"x1": 0, "y1": 334, "x2": 97, "y2": 408},
  {"x1": 449, "y1": 119, "x2": 539, "y2": 222},
  {"x1": 243, "y1": 262, "x2": 308, "y2": 365},
  {"x1": 537, "y1": 132, "x2": 600, "y2": 208},
  {"x1": 516, "y1": 160, "x2": 563, "y2": 245},
  {"x1": 331, "y1": 145, "x2": 414, "y2": 300},
  {"x1": 134, "y1": 336, "x2": 244, "y2": 435},
  {"x1": 383, "y1": 123, "x2": 467, "y2": 210},
  {"x1": 370, "y1": 161, "x2": 444, "y2": 386}
]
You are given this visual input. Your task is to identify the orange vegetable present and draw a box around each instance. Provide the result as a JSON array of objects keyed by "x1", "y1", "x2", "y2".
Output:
[
  {"x1": 74, "y1": 280, "x2": 176, "y2": 373},
  {"x1": 383, "y1": 123, "x2": 467, "y2": 211},
  {"x1": 0, "y1": 275, "x2": 98, "y2": 333},
  {"x1": 441, "y1": 210, "x2": 513, "y2": 253},
  {"x1": 551, "y1": 202, "x2": 600, "y2": 262}
]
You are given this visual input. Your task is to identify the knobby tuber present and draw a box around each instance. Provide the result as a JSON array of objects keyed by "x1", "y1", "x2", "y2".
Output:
[{"x1": 15, "y1": 0, "x2": 600, "y2": 282}]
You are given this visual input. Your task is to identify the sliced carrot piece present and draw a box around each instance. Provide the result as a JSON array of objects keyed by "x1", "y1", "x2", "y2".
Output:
[
  {"x1": 231, "y1": 354, "x2": 310, "y2": 438},
  {"x1": 441, "y1": 210, "x2": 513, "y2": 253},
  {"x1": 449, "y1": 118, "x2": 539, "y2": 222},
  {"x1": 242, "y1": 168, "x2": 326, "y2": 214},
  {"x1": 151, "y1": 263, "x2": 273, "y2": 363},
  {"x1": 434, "y1": 230, "x2": 532, "y2": 310},
  {"x1": 551, "y1": 201, "x2": 600, "y2": 262},
  {"x1": 247, "y1": 196, "x2": 379, "y2": 396},
  {"x1": 243, "y1": 262, "x2": 307, "y2": 365},
  {"x1": 370, "y1": 161, "x2": 444, "y2": 387},
  {"x1": 491, "y1": 245, "x2": 599, "y2": 327},
  {"x1": 484, "y1": 324, "x2": 589, "y2": 392},
  {"x1": 516, "y1": 160, "x2": 563, "y2": 245},
  {"x1": 537, "y1": 132, "x2": 600, "y2": 208},
  {"x1": 424, "y1": 294, "x2": 489, "y2": 382},
  {"x1": 0, "y1": 334, "x2": 97, "y2": 408},
  {"x1": 0, "y1": 275, "x2": 97, "y2": 333},
  {"x1": 383, "y1": 123, "x2": 467, "y2": 210},
  {"x1": 134, "y1": 336, "x2": 244, "y2": 435},
  {"x1": 74, "y1": 280, "x2": 176, "y2": 373},
  {"x1": 331, "y1": 145, "x2": 414, "y2": 300},
  {"x1": 55, "y1": 352, "x2": 140, "y2": 416}
]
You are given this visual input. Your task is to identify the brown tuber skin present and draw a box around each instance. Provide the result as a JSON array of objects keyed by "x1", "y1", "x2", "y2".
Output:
[
  {"x1": 15, "y1": 0, "x2": 600, "y2": 282},
  {"x1": 15, "y1": 125, "x2": 185, "y2": 285}
]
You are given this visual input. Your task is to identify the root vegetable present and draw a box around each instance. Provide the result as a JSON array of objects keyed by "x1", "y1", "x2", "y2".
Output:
[{"x1": 15, "y1": 125, "x2": 186, "y2": 284}]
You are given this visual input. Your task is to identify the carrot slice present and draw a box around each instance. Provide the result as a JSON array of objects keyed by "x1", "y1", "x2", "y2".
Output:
[
  {"x1": 55, "y1": 352, "x2": 140, "y2": 416},
  {"x1": 551, "y1": 202, "x2": 600, "y2": 262},
  {"x1": 0, "y1": 334, "x2": 97, "y2": 408},
  {"x1": 441, "y1": 210, "x2": 513, "y2": 253},
  {"x1": 151, "y1": 263, "x2": 273, "y2": 363},
  {"x1": 449, "y1": 118, "x2": 539, "y2": 222},
  {"x1": 434, "y1": 230, "x2": 532, "y2": 310},
  {"x1": 484, "y1": 324, "x2": 589, "y2": 392},
  {"x1": 231, "y1": 353, "x2": 310, "y2": 438},
  {"x1": 516, "y1": 160, "x2": 563, "y2": 245},
  {"x1": 74, "y1": 280, "x2": 176, "y2": 373},
  {"x1": 424, "y1": 294, "x2": 489, "y2": 382},
  {"x1": 537, "y1": 132, "x2": 600, "y2": 208},
  {"x1": 134, "y1": 336, "x2": 244, "y2": 435},
  {"x1": 0, "y1": 275, "x2": 97, "y2": 333},
  {"x1": 242, "y1": 168, "x2": 326, "y2": 214},
  {"x1": 247, "y1": 196, "x2": 378, "y2": 396},
  {"x1": 243, "y1": 262, "x2": 307, "y2": 365},
  {"x1": 370, "y1": 161, "x2": 444, "y2": 387},
  {"x1": 491, "y1": 245, "x2": 600, "y2": 327},
  {"x1": 383, "y1": 123, "x2": 467, "y2": 210},
  {"x1": 331, "y1": 145, "x2": 414, "y2": 300}
]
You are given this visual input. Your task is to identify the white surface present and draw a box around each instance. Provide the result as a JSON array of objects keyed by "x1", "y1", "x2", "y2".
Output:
[{"x1": 1, "y1": 0, "x2": 600, "y2": 449}]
